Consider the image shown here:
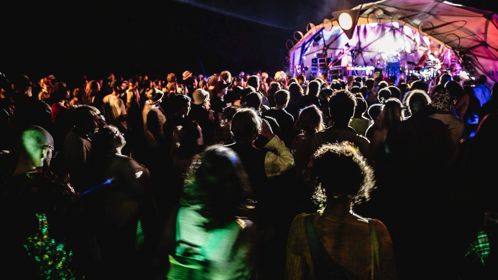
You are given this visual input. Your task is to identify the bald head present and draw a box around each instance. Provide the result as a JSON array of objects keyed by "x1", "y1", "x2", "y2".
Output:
[{"x1": 20, "y1": 126, "x2": 54, "y2": 168}]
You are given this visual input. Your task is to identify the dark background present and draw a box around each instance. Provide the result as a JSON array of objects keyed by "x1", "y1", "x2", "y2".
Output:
[{"x1": 2, "y1": 0, "x2": 497, "y2": 80}]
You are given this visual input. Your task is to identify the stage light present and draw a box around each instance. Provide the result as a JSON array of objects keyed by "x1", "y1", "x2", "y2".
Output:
[
  {"x1": 334, "y1": 9, "x2": 361, "y2": 40},
  {"x1": 338, "y1": 13, "x2": 353, "y2": 30}
]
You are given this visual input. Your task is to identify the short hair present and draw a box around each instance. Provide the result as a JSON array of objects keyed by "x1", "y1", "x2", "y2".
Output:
[
  {"x1": 377, "y1": 87, "x2": 392, "y2": 103},
  {"x1": 405, "y1": 89, "x2": 431, "y2": 115},
  {"x1": 354, "y1": 97, "x2": 368, "y2": 118},
  {"x1": 438, "y1": 73, "x2": 452, "y2": 86},
  {"x1": 382, "y1": 98, "x2": 403, "y2": 126},
  {"x1": 367, "y1": 103, "x2": 383, "y2": 121},
  {"x1": 365, "y1": 78, "x2": 375, "y2": 90},
  {"x1": 478, "y1": 74, "x2": 487, "y2": 85},
  {"x1": 73, "y1": 105, "x2": 104, "y2": 131},
  {"x1": 410, "y1": 80, "x2": 429, "y2": 92},
  {"x1": 288, "y1": 82, "x2": 303, "y2": 96},
  {"x1": 329, "y1": 90, "x2": 356, "y2": 125},
  {"x1": 350, "y1": 86, "x2": 360, "y2": 94},
  {"x1": 387, "y1": 86, "x2": 401, "y2": 100},
  {"x1": 247, "y1": 75, "x2": 259, "y2": 91},
  {"x1": 241, "y1": 92, "x2": 262, "y2": 110},
  {"x1": 230, "y1": 108, "x2": 261, "y2": 142},
  {"x1": 312, "y1": 142, "x2": 375, "y2": 204},
  {"x1": 274, "y1": 89, "x2": 290, "y2": 107},
  {"x1": 92, "y1": 125, "x2": 126, "y2": 153},
  {"x1": 306, "y1": 80, "x2": 321, "y2": 97},
  {"x1": 171, "y1": 94, "x2": 191, "y2": 114},
  {"x1": 378, "y1": 80, "x2": 389, "y2": 90},
  {"x1": 296, "y1": 105, "x2": 324, "y2": 135},
  {"x1": 445, "y1": 80, "x2": 464, "y2": 99}
]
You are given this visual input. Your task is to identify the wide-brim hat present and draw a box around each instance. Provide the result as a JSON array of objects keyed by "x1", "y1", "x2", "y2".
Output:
[
  {"x1": 192, "y1": 88, "x2": 210, "y2": 105},
  {"x1": 182, "y1": 70, "x2": 193, "y2": 81}
]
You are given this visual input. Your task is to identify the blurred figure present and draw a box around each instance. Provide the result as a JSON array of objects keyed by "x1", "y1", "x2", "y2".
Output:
[{"x1": 167, "y1": 145, "x2": 255, "y2": 279}]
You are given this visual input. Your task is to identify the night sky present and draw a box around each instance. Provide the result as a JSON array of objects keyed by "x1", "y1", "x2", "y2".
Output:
[{"x1": 2, "y1": 0, "x2": 497, "y2": 80}]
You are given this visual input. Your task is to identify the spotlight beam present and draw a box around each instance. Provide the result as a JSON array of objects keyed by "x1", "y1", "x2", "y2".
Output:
[{"x1": 175, "y1": 0, "x2": 291, "y2": 30}]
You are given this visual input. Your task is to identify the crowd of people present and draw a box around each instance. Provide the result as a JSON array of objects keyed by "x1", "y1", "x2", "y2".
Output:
[{"x1": 0, "y1": 68, "x2": 496, "y2": 279}]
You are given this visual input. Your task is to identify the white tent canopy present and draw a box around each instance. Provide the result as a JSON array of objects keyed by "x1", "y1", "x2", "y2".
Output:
[{"x1": 289, "y1": 0, "x2": 498, "y2": 82}]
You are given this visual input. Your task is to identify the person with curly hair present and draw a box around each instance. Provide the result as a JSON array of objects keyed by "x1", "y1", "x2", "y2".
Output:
[{"x1": 287, "y1": 142, "x2": 397, "y2": 280}]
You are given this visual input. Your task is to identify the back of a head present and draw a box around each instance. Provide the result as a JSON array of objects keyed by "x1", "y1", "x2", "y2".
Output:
[
  {"x1": 383, "y1": 98, "x2": 403, "y2": 126},
  {"x1": 312, "y1": 142, "x2": 374, "y2": 203},
  {"x1": 365, "y1": 78, "x2": 375, "y2": 90},
  {"x1": 230, "y1": 108, "x2": 261, "y2": 142},
  {"x1": 73, "y1": 105, "x2": 103, "y2": 133},
  {"x1": 296, "y1": 105, "x2": 323, "y2": 134},
  {"x1": 367, "y1": 103, "x2": 383, "y2": 121},
  {"x1": 274, "y1": 71, "x2": 287, "y2": 84},
  {"x1": 92, "y1": 125, "x2": 126, "y2": 155},
  {"x1": 410, "y1": 80, "x2": 429, "y2": 92},
  {"x1": 194, "y1": 145, "x2": 250, "y2": 229},
  {"x1": 274, "y1": 89, "x2": 290, "y2": 108},
  {"x1": 288, "y1": 82, "x2": 303, "y2": 96},
  {"x1": 350, "y1": 86, "x2": 360, "y2": 95},
  {"x1": 354, "y1": 97, "x2": 368, "y2": 118},
  {"x1": 247, "y1": 75, "x2": 260, "y2": 91},
  {"x1": 52, "y1": 83, "x2": 69, "y2": 102},
  {"x1": 378, "y1": 80, "x2": 389, "y2": 90},
  {"x1": 239, "y1": 86, "x2": 255, "y2": 101},
  {"x1": 478, "y1": 74, "x2": 487, "y2": 85},
  {"x1": 405, "y1": 89, "x2": 431, "y2": 116},
  {"x1": 377, "y1": 87, "x2": 392, "y2": 103},
  {"x1": 387, "y1": 86, "x2": 401, "y2": 100},
  {"x1": 241, "y1": 92, "x2": 262, "y2": 111},
  {"x1": 319, "y1": 88, "x2": 334, "y2": 100},
  {"x1": 11, "y1": 74, "x2": 32, "y2": 93},
  {"x1": 171, "y1": 94, "x2": 191, "y2": 116},
  {"x1": 306, "y1": 80, "x2": 321, "y2": 97},
  {"x1": 329, "y1": 90, "x2": 356, "y2": 126},
  {"x1": 219, "y1": 70, "x2": 233, "y2": 87},
  {"x1": 19, "y1": 125, "x2": 54, "y2": 168},
  {"x1": 269, "y1": 81, "x2": 282, "y2": 94},
  {"x1": 438, "y1": 73, "x2": 452, "y2": 86}
]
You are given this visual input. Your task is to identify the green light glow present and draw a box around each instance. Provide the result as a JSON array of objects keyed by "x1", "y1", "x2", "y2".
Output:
[
  {"x1": 465, "y1": 230, "x2": 491, "y2": 265},
  {"x1": 136, "y1": 219, "x2": 144, "y2": 249},
  {"x1": 24, "y1": 213, "x2": 75, "y2": 279}
]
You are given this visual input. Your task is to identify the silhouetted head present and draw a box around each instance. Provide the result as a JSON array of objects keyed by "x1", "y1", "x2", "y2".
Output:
[
  {"x1": 230, "y1": 108, "x2": 261, "y2": 143},
  {"x1": 312, "y1": 142, "x2": 375, "y2": 204},
  {"x1": 329, "y1": 90, "x2": 356, "y2": 127},
  {"x1": 192, "y1": 145, "x2": 251, "y2": 229}
]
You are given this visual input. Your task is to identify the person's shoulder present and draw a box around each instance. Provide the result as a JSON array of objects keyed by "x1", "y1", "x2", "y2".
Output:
[
  {"x1": 291, "y1": 212, "x2": 316, "y2": 226},
  {"x1": 368, "y1": 218, "x2": 390, "y2": 234}
]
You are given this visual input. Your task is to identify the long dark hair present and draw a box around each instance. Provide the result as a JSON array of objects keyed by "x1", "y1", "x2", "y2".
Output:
[{"x1": 187, "y1": 145, "x2": 251, "y2": 230}]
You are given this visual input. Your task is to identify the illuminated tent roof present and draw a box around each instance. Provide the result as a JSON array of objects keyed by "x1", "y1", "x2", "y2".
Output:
[{"x1": 289, "y1": 0, "x2": 498, "y2": 82}]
